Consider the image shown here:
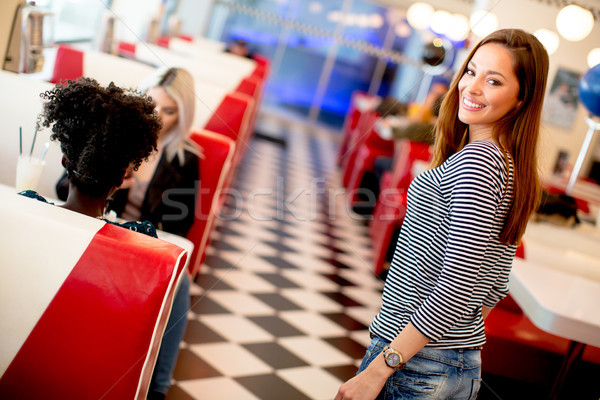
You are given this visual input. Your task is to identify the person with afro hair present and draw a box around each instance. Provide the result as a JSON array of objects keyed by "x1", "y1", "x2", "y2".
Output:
[{"x1": 23, "y1": 77, "x2": 161, "y2": 228}]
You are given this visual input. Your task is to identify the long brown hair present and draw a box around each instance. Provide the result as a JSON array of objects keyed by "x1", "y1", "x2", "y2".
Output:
[{"x1": 431, "y1": 29, "x2": 549, "y2": 245}]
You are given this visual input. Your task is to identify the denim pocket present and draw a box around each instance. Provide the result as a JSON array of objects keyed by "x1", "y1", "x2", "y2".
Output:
[
  {"x1": 469, "y1": 378, "x2": 482, "y2": 399},
  {"x1": 358, "y1": 336, "x2": 387, "y2": 374},
  {"x1": 389, "y1": 368, "x2": 448, "y2": 398}
]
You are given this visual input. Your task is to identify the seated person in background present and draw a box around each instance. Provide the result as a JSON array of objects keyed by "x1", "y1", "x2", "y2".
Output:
[
  {"x1": 25, "y1": 77, "x2": 160, "y2": 228},
  {"x1": 116, "y1": 67, "x2": 202, "y2": 400},
  {"x1": 57, "y1": 67, "x2": 202, "y2": 237},
  {"x1": 370, "y1": 94, "x2": 444, "y2": 207},
  {"x1": 225, "y1": 38, "x2": 254, "y2": 59},
  {"x1": 54, "y1": 67, "x2": 201, "y2": 400},
  {"x1": 111, "y1": 67, "x2": 203, "y2": 238}
]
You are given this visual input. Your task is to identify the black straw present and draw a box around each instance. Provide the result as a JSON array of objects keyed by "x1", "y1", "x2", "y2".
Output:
[
  {"x1": 29, "y1": 126, "x2": 38, "y2": 157},
  {"x1": 19, "y1": 127, "x2": 22, "y2": 156}
]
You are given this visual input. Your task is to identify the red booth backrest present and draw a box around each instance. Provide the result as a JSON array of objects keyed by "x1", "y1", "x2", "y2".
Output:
[
  {"x1": 186, "y1": 130, "x2": 236, "y2": 275},
  {"x1": 0, "y1": 190, "x2": 187, "y2": 399}
]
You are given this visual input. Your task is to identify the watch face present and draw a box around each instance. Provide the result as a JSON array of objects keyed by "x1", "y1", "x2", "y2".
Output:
[{"x1": 387, "y1": 352, "x2": 400, "y2": 367}]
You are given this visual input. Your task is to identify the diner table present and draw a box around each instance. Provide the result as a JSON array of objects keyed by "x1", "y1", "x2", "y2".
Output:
[
  {"x1": 134, "y1": 43, "x2": 253, "y2": 92},
  {"x1": 509, "y1": 219, "x2": 600, "y2": 399},
  {"x1": 168, "y1": 36, "x2": 226, "y2": 54}
]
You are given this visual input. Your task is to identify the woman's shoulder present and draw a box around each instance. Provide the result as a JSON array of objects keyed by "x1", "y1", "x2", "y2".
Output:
[
  {"x1": 18, "y1": 190, "x2": 53, "y2": 204},
  {"x1": 452, "y1": 141, "x2": 506, "y2": 167},
  {"x1": 445, "y1": 141, "x2": 508, "y2": 182}
]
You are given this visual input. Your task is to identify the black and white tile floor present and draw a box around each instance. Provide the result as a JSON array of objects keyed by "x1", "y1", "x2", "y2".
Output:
[{"x1": 166, "y1": 116, "x2": 383, "y2": 400}]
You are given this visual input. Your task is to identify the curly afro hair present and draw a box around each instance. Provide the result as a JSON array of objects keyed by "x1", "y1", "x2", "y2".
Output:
[{"x1": 38, "y1": 77, "x2": 161, "y2": 197}]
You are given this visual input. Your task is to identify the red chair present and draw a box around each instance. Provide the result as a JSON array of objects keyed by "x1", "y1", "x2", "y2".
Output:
[
  {"x1": 203, "y1": 91, "x2": 254, "y2": 183},
  {"x1": 340, "y1": 110, "x2": 380, "y2": 188},
  {"x1": 0, "y1": 191, "x2": 187, "y2": 399},
  {"x1": 369, "y1": 139, "x2": 432, "y2": 276},
  {"x1": 236, "y1": 75, "x2": 262, "y2": 100},
  {"x1": 186, "y1": 130, "x2": 236, "y2": 276},
  {"x1": 235, "y1": 75, "x2": 264, "y2": 160},
  {"x1": 117, "y1": 41, "x2": 137, "y2": 58},
  {"x1": 337, "y1": 91, "x2": 379, "y2": 167},
  {"x1": 156, "y1": 36, "x2": 171, "y2": 48},
  {"x1": 252, "y1": 54, "x2": 270, "y2": 68},
  {"x1": 50, "y1": 45, "x2": 83, "y2": 84}
]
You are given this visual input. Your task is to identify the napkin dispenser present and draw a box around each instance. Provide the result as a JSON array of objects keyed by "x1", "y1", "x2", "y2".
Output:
[{"x1": 3, "y1": 1, "x2": 54, "y2": 74}]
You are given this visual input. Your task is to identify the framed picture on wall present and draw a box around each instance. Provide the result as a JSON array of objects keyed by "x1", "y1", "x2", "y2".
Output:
[{"x1": 543, "y1": 67, "x2": 581, "y2": 131}]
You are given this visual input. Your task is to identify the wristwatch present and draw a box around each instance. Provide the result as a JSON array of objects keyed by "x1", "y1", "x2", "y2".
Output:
[{"x1": 382, "y1": 345, "x2": 405, "y2": 371}]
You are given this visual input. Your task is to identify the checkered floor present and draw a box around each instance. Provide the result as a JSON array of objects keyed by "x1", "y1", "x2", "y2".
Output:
[{"x1": 165, "y1": 115, "x2": 383, "y2": 400}]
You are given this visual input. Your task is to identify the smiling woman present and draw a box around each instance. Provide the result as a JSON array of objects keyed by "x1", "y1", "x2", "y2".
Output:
[{"x1": 336, "y1": 29, "x2": 549, "y2": 400}]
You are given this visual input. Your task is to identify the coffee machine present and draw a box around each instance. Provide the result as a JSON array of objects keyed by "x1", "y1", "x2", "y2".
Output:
[{"x1": 3, "y1": 1, "x2": 53, "y2": 74}]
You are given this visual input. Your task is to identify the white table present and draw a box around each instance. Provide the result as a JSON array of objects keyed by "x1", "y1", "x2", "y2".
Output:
[{"x1": 510, "y1": 221, "x2": 600, "y2": 399}]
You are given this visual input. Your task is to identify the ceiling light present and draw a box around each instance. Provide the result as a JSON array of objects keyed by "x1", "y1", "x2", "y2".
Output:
[
  {"x1": 407, "y1": 2, "x2": 434, "y2": 30},
  {"x1": 534, "y1": 29, "x2": 559, "y2": 55},
  {"x1": 556, "y1": 5, "x2": 594, "y2": 41},
  {"x1": 469, "y1": 10, "x2": 498, "y2": 38},
  {"x1": 588, "y1": 48, "x2": 600, "y2": 68},
  {"x1": 447, "y1": 13, "x2": 470, "y2": 41},
  {"x1": 395, "y1": 21, "x2": 412, "y2": 38},
  {"x1": 430, "y1": 10, "x2": 452, "y2": 35}
]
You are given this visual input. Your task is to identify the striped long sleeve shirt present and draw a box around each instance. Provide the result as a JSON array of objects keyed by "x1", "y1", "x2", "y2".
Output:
[{"x1": 370, "y1": 140, "x2": 516, "y2": 349}]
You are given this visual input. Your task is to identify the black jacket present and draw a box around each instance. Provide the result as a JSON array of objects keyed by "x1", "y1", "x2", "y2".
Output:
[
  {"x1": 56, "y1": 150, "x2": 200, "y2": 237},
  {"x1": 110, "y1": 150, "x2": 200, "y2": 237}
]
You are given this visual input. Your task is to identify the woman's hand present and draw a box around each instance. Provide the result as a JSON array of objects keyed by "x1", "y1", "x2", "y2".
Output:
[{"x1": 335, "y1": 355, "x2": 390, "y2": 400}]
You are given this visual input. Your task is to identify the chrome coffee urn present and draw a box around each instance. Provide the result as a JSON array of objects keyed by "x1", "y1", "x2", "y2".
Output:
[{"x1": 3, "y1": 1, "x2": 53, "y2": 73}]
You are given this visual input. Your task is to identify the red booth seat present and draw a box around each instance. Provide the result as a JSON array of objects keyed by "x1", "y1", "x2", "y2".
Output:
[
  {"x1": 337, "y1": 91, "x2": 380, "y2": 168},
  {"x1": 0, "y1": 190, "x2": 187, "y2": 399},
  {"x1": 186, "y1": 130, "x2": 236, "y2": 275},
  {"x1": 51, "y1": 44, "x2": 156, "y2": 89},
  {"x1": 369, "y1": 139, "x2": 432, "y2": 276}
]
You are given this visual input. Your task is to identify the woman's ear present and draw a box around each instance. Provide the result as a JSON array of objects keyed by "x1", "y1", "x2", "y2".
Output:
[{"x1": 61, "y1": 155, "x2": 68, "y2": 168}]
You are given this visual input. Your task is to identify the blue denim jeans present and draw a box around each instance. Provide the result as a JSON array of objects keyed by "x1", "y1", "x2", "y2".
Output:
[
  {"x1": 358, "y1": 335, "x2": 482, "y2": 400},
  {"x1": 149, "y1": 273, "x2": 190, "y2": 395}
]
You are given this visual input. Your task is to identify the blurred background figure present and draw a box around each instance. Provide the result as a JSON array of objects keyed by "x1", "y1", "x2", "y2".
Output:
[{"x1": 225, "y1": 38, "x2": 253, "y2": 59}]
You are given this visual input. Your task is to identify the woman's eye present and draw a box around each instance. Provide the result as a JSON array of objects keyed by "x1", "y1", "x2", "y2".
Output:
[
  {"x1": 487, "y1": 79, "x2": 501, "y2": 86},
  {"x1": 465, "y1": 69, "x2": 475, "y2": 76}
]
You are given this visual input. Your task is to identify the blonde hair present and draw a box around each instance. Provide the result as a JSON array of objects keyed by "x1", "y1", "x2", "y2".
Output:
[
  {"x1": 431, "y1": 29, "x2": 549, "y2": 245},
  {"x1": 139, "y1": 67, "x2": 202, "y2": 164}
]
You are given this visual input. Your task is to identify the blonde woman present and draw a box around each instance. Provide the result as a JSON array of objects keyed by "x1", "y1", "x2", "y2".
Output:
[
  {"x1": 113, "y1": 67, "x2": 201, "y2": 400},
  {"x1": 113, "y1": 66, "x2": 202, "y2": 237}
]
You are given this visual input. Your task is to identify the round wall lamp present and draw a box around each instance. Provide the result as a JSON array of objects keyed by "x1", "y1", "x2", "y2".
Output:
[
  {"x1": 588, "y1": 48, "x2": 600, "y2": 68},
  {"x1": 555, "y1": 5, "x2": 594, "y2": 41},
  {"x1": 430, "y1": 10, "x2": 452, "y2": 35},
  {"x1": 407, "y1": 2, "x2": 435, "y2": 30},
  {"x1": 469, "y1": 10, "x2": 498, "y2": 38},
  {"x1": 447, "y1": 14, "x2": 470, "y2": 42},
  {"x1": 534, "y1": 28, "x2": 559, "y2": 55}
]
